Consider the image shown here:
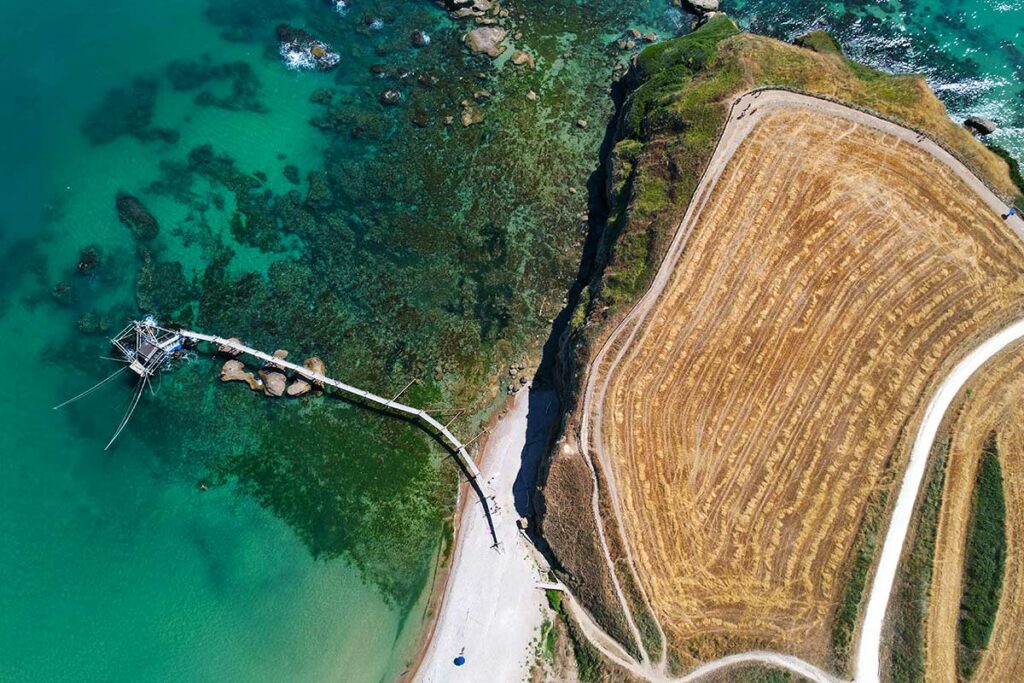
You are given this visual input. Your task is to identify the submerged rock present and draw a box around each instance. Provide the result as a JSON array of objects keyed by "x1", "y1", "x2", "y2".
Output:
[
  {"x1": 116, "y1": 193, "x2": 159, "y2": 241},
  {"x1": 964, "y1": 115, "x2": 998, "y2": 136},
  {"x1": 465, "y1": 27, "x2": 507, "y2": 58},
  {"x1": 276, "y1": 24, "x2": 340, "y2": 71},
  {"x1": 77, "y1": 245, "x2": 102, "y2": 274},
  {"x1": 52, "y1": 281, "x2": 74, "y2": 306},
  {"x1": 221, "y1": 360, "x2": 263, "y2": 390}
]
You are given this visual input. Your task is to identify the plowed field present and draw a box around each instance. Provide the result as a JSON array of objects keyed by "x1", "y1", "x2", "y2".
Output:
[{"x1": 596, "y1": 107, "x2": 1024, "y2": 663}]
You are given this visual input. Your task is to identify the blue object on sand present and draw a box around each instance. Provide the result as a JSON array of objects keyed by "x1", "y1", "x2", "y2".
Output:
[{"x1": 454, "y1": 655, "x2": 466, "y2": 666}]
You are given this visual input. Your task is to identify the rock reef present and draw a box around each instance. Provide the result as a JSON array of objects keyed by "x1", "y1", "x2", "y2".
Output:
[
  {"x1": 965, "y1": 115, "x2": 998, "y2": 136},
  {"x1": 276, "y1": 24, "x2": 341, "y2": 71}
]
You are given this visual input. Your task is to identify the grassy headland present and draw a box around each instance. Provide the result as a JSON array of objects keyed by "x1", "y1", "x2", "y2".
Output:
[{"x1": 537, "y1": 14, "x2": 1024, "y2": 675}]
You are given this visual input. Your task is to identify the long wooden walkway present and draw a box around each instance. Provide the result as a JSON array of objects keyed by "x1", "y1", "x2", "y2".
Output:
[{"x1": 177, "y1": 329, "x2": 481, "y2": 478}]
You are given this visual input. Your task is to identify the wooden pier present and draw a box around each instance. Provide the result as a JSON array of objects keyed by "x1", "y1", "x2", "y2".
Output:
[{"x1": 177, "y1": 329, "x2": 482, "y2": 479}]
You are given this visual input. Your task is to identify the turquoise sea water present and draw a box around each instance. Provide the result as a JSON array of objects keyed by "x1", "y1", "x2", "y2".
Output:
[{"x1": 0, "y1": 1, "x2": 1020, "y2": 681}]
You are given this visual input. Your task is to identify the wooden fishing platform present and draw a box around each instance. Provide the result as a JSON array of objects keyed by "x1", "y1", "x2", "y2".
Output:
[{"x1": 59, "y1": 318, "x2": 497, "y2": 546}]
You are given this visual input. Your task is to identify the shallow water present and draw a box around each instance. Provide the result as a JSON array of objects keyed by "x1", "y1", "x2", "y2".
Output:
[{"x1": 0, "y1": 0, "x2": 1019, "y2": 681}]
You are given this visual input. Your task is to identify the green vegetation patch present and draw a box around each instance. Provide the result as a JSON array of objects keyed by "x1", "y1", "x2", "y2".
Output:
[
  {"x1": 832, "y1": 487, "x2": 887, "y2": 673},
  {"x1": 888, "y1": 437, "x2": 950, "y2": 682},
  {"x1": 958, "y1": 433, "x2": 1007, "y2": 679},
  {"x1": 986, "y1": 144, "x2": 1024, "y2": 212},
  {"x1": 595, "y1": 13, "x2": 987, "y2": 313},
  {"x1": 794, "y1": 30, "x2": 844, "y2": 56}
]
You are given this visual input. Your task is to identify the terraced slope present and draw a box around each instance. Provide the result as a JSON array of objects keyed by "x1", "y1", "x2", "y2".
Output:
[
  {"x1": 595, "y1": 107, "x2": 1024, "y2": 667},
  {"x1": 924, "y1": 343, "x2": 1024, "y2": 682}
]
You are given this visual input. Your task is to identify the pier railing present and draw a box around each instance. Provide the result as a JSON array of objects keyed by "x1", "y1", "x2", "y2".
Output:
[{"x1": 177, "y1": 329, "x2": 482, "y2": 479}]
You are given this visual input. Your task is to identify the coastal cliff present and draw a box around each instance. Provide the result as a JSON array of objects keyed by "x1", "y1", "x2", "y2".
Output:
[{"x1": 534, "y1": 15, "x2": 1024, "y2": 676}]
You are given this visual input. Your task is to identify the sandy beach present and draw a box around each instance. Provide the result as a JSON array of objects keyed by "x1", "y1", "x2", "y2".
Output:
[{"x1": 413, "y1": 385, "x2": 558, "y2": 682}]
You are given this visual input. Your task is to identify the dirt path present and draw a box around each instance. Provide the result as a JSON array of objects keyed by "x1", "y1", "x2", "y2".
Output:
[
  {"x1": 575, "y1": 89, "x2": 1024, "y2": 682},
  {"x1": 922, "y1": 343, "x2": 1024, "y2": 682},
  {"x1": 857, "y1": 320, "x2": 1024, "y2": 682}
]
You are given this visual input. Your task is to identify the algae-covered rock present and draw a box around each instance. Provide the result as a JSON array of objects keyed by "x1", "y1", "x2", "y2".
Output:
[
  {"x1": 411, "y1": 29, "x2": 431, "y2": 48},
  {"x1": 379, "y1": 88, "x2": 402, "y2": 106},
  {"x1": 116, "y1": 193, "x2": 159, "y2": 240}
]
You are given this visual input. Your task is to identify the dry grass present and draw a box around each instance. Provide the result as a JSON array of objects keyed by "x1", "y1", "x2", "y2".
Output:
[
  {"x1": 925, "y1": 343, "x2": 1024, "y2": 682},
  {"x1": 726, "y1": 36, "x2": 1020, "y2": 199},
  {"x1": 595, "y1": 108, "x2": 1024, "y2": 667}
]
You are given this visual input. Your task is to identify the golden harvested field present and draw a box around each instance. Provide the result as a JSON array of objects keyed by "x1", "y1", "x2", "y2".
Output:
[
  {"x1": 596, "y1": 108, "x2": 1024, "y2": 664},
  {"x1": 925, "y1": 343, "x2": 1024, "y2": 682}
]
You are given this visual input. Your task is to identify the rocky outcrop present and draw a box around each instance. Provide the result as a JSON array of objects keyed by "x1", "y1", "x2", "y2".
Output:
[
  {"x1": 511, "y1": 50, "x2": 535, "y2": 68},
  {"x1": 220, "y1": 360, "x2": 263, "y2": 390},
  {"x1": 218, "y1": 338, "x2": 243, "y2": 356},
  {"x1": 442, "y1": 0, "x2": 493, "y2": 19},
  {"x1": 461, "y1": 102, "x2": 485, "y2": 126},
  {"x1": 303, "y1": 357, "x2": 327, "y2": 388},
  {"x1": 465, "y1": 27, "x2": 507, "y2": 58},
  {"x1": 964, "y1": 115, "x2": 998, "y2": 136},
  {"x1": 379, "y1": 88, "x2": 402, "y2": 106},
  {"x1": 276, "y1": 25, "x2": 340, "y2": 71},
  {"x1": 411, "y1": 29, "x2": 431, "y2": 48},
  {"x1": 682, "y1": 0, "x2": 720, "y2": 12},
  {"x1": 287, "y1": 379, "x2": 312, "y2": 396},
  {"x1": 273, "y1": 349, "x2": 289, "y2": 360},
  {"x1": 116, "y1": 193, "x2": 159, "y2": 241},
  {"x1": 259, "y1": 369, "x2": 287, "y2": 397}
]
